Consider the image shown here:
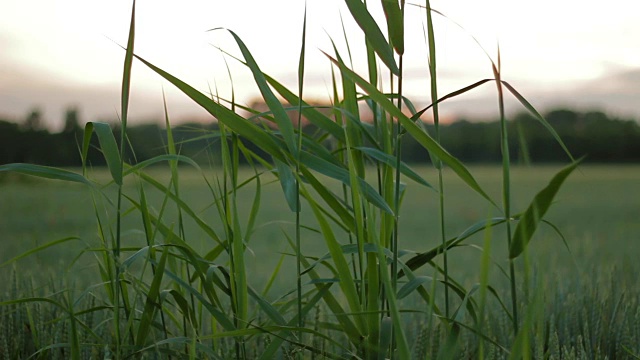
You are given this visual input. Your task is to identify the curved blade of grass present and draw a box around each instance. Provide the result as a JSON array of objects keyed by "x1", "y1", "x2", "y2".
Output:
[
  {"x1": 381, "y1": 0, "x2": 404, "y2": 55},
  {"x1": 0, "y1": 237, "x2": 80, "y2": 267},
  {"x1": 509, "y1": 159, "x2": 582, "y2": 259},
  {"x1": 274, "y1": 158, "x2": 298, "y2": 212},
  {"x1": 135, "y1": 245, "x2": 168, "y2": 346},
  {"x1": 123, "y1": 154, "x2": 200, "y2": 177},
  {"x1": 397, "y1": 276, "x2": 433, "y2": 300},
  {"x1": 284, "y1": 234, "x2": 362, "y2": 346},
  {"x1": 307, "y1": 196, "x2": 366, "y2": 333},
  {"x1": 133, "y1": 55, "x2": 285, "y2": 160},
  {"x1": 501, "y1": 81, "x2": 575, "y2": 162},
  {"x1": 411, "y1": 79, "x2": 493, "y2": 122},
  {"x1": 265, "y1": 74, "x2": 345, "y2": 140},
  {"x1": 209, "y1": 44, "x2": 346, "y2": 141},
  {"x1": 344, "y1": 0, "x2": 399, "y2": 75},
  {"x1": 356, "y1": 146, "x2": 434, "y2": 189},
  {"x1": 224, "y1": 29, "x2": 297, "y2": 157},
  {"x1": 299, "y1": 167, "x2": 356, "y2": 232},
  {"x1": 300, "y1": 151, "x2": 393, "y2": 214},
  {"x1": 399, "y1": 217, "x2": 507, "y2": 277},
  {"x1": 0, "y1": 164, "x2": 90, "y2": 186},
  {"x1": 83, "y1": 122, "x2": 123, "y2": 185},
  {"x1": 324, "y1": 51, "x2": 497, "y2": 208}
]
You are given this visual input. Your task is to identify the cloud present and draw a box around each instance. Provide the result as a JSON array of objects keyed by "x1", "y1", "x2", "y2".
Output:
[{"x1": 0, "y1": 63, "x2": 214, "y2": 130}]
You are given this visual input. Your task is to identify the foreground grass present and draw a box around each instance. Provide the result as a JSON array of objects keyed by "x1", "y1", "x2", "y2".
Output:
[{"x1": 1, "y1": 166, "x2": 639, "y2": 358}]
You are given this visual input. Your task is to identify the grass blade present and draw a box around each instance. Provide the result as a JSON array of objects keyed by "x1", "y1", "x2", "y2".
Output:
[
  {"x1": 85, "y1": 122, "x2": 123, "y2": 185},
  {"x1": 356, "y1": 146, "x2": 435, "y2": 189},
  {"x1": 344, "y1": 0, "x2": 399, "y2": 75},
  {"x1": 225, "y1": 29, "x2": 297, "y2": 157},
  {"x1": 381, "y1": 0, "x2": 404, "y2": 55},
  {"x1": 509, "y1": 159, "x2": 582, "y2": 258},
  {"x1": 135, "y1": 246, "x2": 168, "y2": 346},
  {"x1": 324, "y1": 51, "x2": 497, "y2": 208},
  {"x1": 0, "y1": 164, "x2": 90, "y2": 186}
]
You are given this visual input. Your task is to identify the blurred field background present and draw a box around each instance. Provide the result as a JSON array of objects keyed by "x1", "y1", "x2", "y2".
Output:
[{"x1": 2, "y1": 164, "x2": 637, "y2": 293}]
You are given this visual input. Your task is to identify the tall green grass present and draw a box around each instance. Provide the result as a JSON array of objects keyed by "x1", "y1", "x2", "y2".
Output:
[{"x1": 1, "y1": 1, "x2": 623, "y2": 359}]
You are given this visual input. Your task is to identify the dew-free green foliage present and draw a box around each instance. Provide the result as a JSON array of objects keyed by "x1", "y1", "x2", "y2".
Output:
[{"x1": 1, "y1": 1, "x2": 639, "y2": 359}]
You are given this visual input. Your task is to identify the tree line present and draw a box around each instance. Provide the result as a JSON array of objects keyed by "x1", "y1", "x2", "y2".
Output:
[{"x1": 1, "y1": 107, "x2": 639, "y2": 168}]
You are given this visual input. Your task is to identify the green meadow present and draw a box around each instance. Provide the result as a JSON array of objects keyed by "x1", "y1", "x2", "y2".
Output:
[
  {"x1": 1, "y1": 1, "x2": 640, "y2": 358},
  {"x1": 2, "y1": 165, "x2": 638, "y2": 358},
  {"x1": 2, "y1": 165, "x2": 639, "y2": 287}
]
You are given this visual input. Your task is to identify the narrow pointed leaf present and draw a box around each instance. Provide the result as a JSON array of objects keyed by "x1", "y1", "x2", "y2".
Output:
[
  {"x1": 89, "y1": 122, "x2": 123, "y2": 185},
  {"x1": 325, "y1": 51, "x2": 497, "y2": 208},
  {"x1": 274, "y1": 158, "x2": 298, "y2": 212},
  {"x1": 509, "y1": 159, "x2": 582, "y2": 259},
  {"x1": 502, "y1": 80, "x2": 575, "y2": 162},
  {"x1": 0, "y1": 164, "x2": 90, "y2": 186},
  {"x1": 133, "y1": 55, "x2": 284, "y2": 160},
  {"x1": 381, "y1": 0, "x2": 404, "y2": 55},
  {"x1": 135, "y1": 246, "x2": 168, "y2": 346},
  {"x1": 356, "y1": 146, "x2": 434, "y2": 189},
  {"x1": 300, "y1": 151, "x2": 393, "y2": 214},
  {"x1": 227, "y1": 30, "x2": 297, "y2": 157},
  {"x1": 344, "y1": 0, "x2": 399, "y2": 75}
]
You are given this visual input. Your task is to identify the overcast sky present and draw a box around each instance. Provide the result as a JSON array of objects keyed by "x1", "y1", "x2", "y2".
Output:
[{"x1": 1, "y1": 0, "x2": 638, "y2": 130}]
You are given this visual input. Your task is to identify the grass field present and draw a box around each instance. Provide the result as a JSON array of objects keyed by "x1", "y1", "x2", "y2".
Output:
[
  {"x1": 2, "y1": 165, "x2": 638, "y2": 281},
  {"x1": 1, "y1": 164, "x2": 639, "y2": 358}
]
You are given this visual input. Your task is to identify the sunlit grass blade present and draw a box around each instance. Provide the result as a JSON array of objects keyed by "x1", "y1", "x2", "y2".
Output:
[
  {"x1": 344, "y1": 0, "x2": 399, "y2": 75},
  {"x1": 510, "y1": 159, "x2": 582, "y2": 259}
]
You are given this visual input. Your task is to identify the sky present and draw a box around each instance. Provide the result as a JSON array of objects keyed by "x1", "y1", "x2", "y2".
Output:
[{"x1": 1, "y1": 0, "x2": 638, "y2": 130}]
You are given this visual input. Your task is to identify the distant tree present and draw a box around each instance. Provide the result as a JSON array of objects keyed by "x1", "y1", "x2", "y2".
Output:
[
  {"x1": 63, "y1": 107, "x2": 81, "y2": 134},
  {"x1": 23, "y1": 108, "x2": 43, "y2": 131}
]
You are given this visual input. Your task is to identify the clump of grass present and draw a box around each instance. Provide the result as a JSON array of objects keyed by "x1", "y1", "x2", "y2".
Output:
[{"x1": 0, "y1": 1, "x2": 625, "y2": 359}]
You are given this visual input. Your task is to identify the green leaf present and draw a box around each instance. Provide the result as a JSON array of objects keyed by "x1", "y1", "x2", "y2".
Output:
[
  {"x1": 226, "y1": 30, "x2": 297, "y2": 157},
  {"x1": 274, "y1": 158, "x2": 299, "y2": 212},
  {"x1": 399, "y1": 217, "x2": 507, "y2": 278},
  {"x1": 86, "y1": 122, "x2": 123, "y2": 185},
  {"x1": 0, "y1": 237, "x2": 80, "y2": 267},
  {"x1": 135, "y1": 246, "x2": 168, "y2": 346},
  {"x1": 300, "y1": 151, "x2": 393, "y2": 214},
  {"x1": 509, "y1": 159, "x2": 582, "y2": 259},
  {"x1": 397, "y1": 276, "x2": 433, "y2": 300},
  {"x1": 324, "y1": 51, "x2": 498, "y2": 208},
  {"x1": 356, "y1": 146, "x2": 435, "y2": 189},
  {"x1": 133, "y1": 55, "x2": 285, "y2": 160},
  {"x1": 344, "y1": 0, "x2": 399, "y2": 75},
  {"x1": 381, "y1": 0, "x2": 404, "y2": 55},
  {"x1": 502, "y1": 81, "x2": 575, "y2": 162},
  {"x1": 0, "y1": 164, "x2": 90, "y2": 186}
]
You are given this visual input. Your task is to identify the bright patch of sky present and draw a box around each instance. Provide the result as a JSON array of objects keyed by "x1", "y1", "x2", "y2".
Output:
[{"x1": 1, "y1": 0, "x2": 638, "y2": 127}]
